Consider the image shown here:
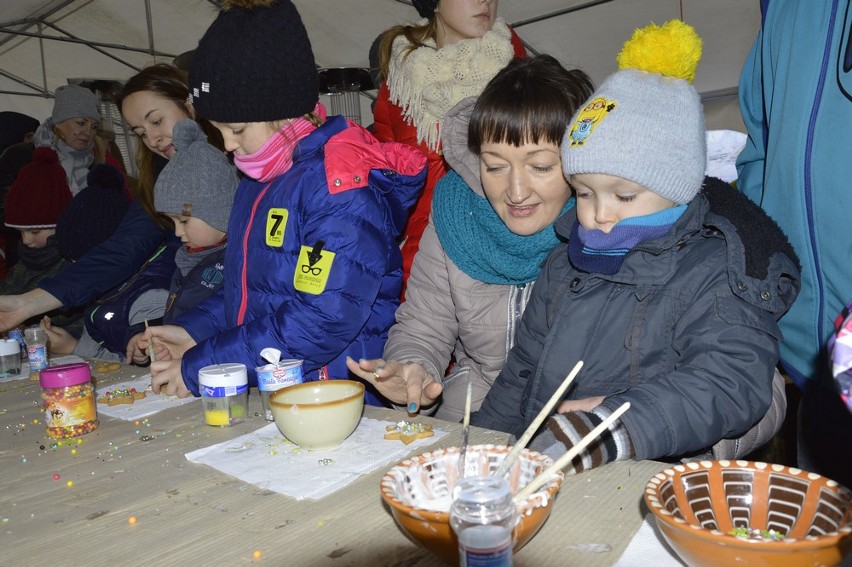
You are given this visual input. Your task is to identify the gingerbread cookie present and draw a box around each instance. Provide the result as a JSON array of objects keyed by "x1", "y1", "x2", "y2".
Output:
[
  {"x1": 93, "y1": 361, "x2": 122, "y2": 373},
  {"x1": 97, "y1": 387, "x2": 147, "y2": 406},
  {"x1": 384, "y1": 421, "x2": 434, "y2": 444}
]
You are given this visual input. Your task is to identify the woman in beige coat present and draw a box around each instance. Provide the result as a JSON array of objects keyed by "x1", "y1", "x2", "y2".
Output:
[{"x1": 348, "y1": 56, "x2": 593, "y2": 420}]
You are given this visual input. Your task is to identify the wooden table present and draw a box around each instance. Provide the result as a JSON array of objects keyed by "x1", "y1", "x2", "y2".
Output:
[{"x1": 1, "y1": 364, "x2": 665, "y2": 566}]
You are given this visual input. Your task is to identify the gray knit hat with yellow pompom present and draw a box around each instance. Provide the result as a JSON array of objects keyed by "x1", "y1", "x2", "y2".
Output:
[
  {"x1": 153, "y1": 120, "x2": 239, "y2": 232},
  {"x1": 562, "y1": 20, "x2": 706, "y2": 205},
  {"x1": 189, "y1": 0, "x2": 318, "y2": 123}
]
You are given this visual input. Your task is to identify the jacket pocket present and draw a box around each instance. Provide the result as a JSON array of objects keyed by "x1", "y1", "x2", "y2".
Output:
[{"x1": 715, "y1": 292, "x2": 781, "y2": 339}]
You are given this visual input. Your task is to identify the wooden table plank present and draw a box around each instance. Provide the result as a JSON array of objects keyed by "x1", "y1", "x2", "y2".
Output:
[{"x1": 1, "y1": 364, "x2": 663, "y2": 566}]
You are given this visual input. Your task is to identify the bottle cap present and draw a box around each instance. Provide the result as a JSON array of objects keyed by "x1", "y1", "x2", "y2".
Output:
[
  {"x1": 198, "y1": 363, "x2": 248, "y2": 388},
  {"x1": 0, "y1": 338, "x2": 20, "y2": 356},
  {"x1": 39, "y1": 362, "x2": 91, "y2": 389}
]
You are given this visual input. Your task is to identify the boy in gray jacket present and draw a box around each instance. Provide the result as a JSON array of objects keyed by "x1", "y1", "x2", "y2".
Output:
[{"x1": 472, "y1": 21, "x2": 800, "y2": 469}]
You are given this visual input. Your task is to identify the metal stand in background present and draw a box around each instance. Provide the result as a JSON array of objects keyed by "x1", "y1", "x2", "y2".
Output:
[{"x1": 318, "y1": 68, "x2": 373, "y2": 126}]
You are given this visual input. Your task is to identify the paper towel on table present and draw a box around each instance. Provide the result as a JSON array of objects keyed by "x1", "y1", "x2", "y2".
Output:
[
  {"x1": 0, "y1": 354, "x2": 85, "y2": 383},
  {"x1": 95, "y1": 375, "x2": 196, "y2": 420},
  {"x1": 614, "y1": 514, "x2": 686, "y2": 566},
  {"x1": 185, "y1": 417, "x2": 447, "y2": 500}
]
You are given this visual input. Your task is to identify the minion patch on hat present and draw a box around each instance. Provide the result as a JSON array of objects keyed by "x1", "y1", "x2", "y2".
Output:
[
  {"x1": 567, "y1": 97, "x2": 617, "y2": 146},
  {"x1": 265, "y1": 208, "x2": 288, "y2": 247},
  {"x1": 294, "y1": 240, "x2": 335, "y2": 295}
]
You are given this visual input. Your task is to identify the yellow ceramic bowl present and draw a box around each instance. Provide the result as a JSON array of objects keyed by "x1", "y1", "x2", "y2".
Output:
[
  {"x1": 645, "y1": 460, "x2": 852, "y2": 567},
  {"x1": 380, "y1": 444, "x2": 563, "y2": 565},
  {"x1": 268, "y1": 380, "x2": 364, "y2": 450}
]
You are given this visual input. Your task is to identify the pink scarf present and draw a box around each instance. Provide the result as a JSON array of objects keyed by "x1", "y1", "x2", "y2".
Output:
[{"x1": 234, "y1": 103, "x2": 327, "y2": 181}]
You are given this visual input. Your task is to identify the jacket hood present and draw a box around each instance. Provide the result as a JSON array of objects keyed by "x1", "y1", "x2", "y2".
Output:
[
  {"x1": 300, "y1": 115, "x2": 427, "y2": 236},
  {"x1": 440, "y1": 96, "x2": 483, "y2": 196},
  {"x1": 701, "y1": 176, "x2": 800, "y2": 319}
]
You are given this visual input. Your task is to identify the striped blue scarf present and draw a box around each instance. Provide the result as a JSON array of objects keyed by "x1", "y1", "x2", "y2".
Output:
[
  {"x1": 433, "y1": 171, "x2": 571, "y2": 285},
  {"x1": 568, "y1": 205, "x2": 687, "y2": 275}
]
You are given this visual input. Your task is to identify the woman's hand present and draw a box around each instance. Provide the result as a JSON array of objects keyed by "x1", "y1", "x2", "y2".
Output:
[
  {"x1": 0, "y1": 289, "x2": 62, "y2": 332},
  {"x1": 40, "y1": 316, "x2": 77, "y2": 355},
  {"x1": 150, "y1": 358, "x2": 192, "y2": 398},
  {"x1": 136, "y1": 325, "x2": 196, "y2": 361},
  {"x1": 346, "y1": 357, "x2": 443, "y2": 413},
  {"x1": 557, "y1": 395, "x2": 605, "y2": 414}
]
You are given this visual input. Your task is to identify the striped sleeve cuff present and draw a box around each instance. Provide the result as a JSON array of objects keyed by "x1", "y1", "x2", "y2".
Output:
[{"x1": 529, "y1": 405, "x2": 634, "y2": 473}]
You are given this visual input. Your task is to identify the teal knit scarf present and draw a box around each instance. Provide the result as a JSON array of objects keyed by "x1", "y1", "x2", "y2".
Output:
[{"x1": 433, "y1": 170, "x2": 571, "y2": 285}]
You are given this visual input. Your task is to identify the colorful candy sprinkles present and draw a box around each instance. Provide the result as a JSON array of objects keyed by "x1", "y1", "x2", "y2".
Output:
[{"x1": 727, "y1": 526, "x2": 786, "y2": 541}]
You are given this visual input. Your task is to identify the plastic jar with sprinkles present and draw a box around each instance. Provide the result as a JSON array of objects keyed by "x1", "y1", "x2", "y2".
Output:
[{"x1": 39, "y1": 362, "x2": 99, "y2": 438}]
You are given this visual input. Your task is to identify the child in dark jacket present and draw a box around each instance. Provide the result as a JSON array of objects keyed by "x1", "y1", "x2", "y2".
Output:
[
  {"x1": 1, "y1": 148, "x2": 80, "y2": 331},
  {"x1": 472, "y1": 21, "x2": 801, "y2": 470},
  {"x1": 45, "y1": 120, "x2": 237, "y2": 363}
]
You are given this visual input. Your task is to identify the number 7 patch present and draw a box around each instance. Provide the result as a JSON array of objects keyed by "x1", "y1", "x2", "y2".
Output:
[{"x1": 265, "y1": 208, "x2": 288, "y2": 247}]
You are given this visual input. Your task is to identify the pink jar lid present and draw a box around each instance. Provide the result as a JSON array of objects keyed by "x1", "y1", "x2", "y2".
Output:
[{"x1": 39, "y1": 362, "x2": 91, "y2": 388}]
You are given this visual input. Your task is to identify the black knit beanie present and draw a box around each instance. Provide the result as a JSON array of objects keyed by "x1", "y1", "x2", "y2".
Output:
[
  {"x1": 189, "y1": 0, "x2": 319, "y2": 123},
  {"x1": 412, "y1": 0, "x2": 438, "y2": 18},
  {"x1": 56, "y1": 164, "x2": 129, "y2": 261}
]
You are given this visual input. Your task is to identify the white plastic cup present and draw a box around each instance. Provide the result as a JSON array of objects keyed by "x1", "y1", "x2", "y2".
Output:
[{"x1": 198, "y1": 363, "x2": 248, "y2": 427}]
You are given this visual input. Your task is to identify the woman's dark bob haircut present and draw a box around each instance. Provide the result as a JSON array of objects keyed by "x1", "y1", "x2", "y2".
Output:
[{"x1": 468, "y1": 54, "x2": 594, "y2": 153}]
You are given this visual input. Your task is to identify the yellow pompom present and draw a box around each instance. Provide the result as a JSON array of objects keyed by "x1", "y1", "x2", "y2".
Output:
[{"x1": 616, "y1": 20, "x2": 702, "y2": 83}]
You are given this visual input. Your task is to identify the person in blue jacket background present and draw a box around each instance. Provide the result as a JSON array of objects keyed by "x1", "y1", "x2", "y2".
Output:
[
  {"x1": 138, "y1": 0, "x2": 426, "y2": 406},
  {"x1": 737, "y1": 0, "x2": 852, "y2": 485}
]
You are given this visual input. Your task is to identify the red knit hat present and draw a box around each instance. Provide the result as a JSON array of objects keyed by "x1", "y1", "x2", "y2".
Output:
[{"x1": 4, "y1": 147, "x2": 73, "y2": 229}]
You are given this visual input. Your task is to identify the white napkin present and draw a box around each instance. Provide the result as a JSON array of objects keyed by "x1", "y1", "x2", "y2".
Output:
[
  {"x1": 95, "y1": 375, "x2": 195, "y2": 420},
  {"x1": 614, "y1": 514, "x2": 686, "y2": 566},
  {"x1": 0, "y1": 354, "x2": 86, "y2": 383},
  {"x1": 185, "y1": 417, "x2": 447, "y2": 500}
]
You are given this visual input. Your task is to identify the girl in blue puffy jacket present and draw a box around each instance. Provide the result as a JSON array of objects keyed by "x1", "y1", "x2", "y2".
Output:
[{"x1": 138, "y1": 0, "x2": 426, "y2": 404}]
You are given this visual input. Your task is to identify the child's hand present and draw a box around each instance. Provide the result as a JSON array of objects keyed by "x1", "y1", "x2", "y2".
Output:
[
  {"x1": 125, "y1": 332, "x2": 149, "y2": 365},
  {"x1": 150, "y1": 358, "x2": 191, "y2": 398},
  {"x1": 139, "y1": 324, "x2": 196, "y2": 360},
  {"x1": 40, "y1": 316, "x2": 77, "y2": 355},
  {"x1": 346, "y1": 356, "x2": 442, "y2": 414}
]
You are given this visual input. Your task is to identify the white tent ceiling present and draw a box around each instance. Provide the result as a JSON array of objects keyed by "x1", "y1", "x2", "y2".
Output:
[{"x1": 0, "y1": 0, "x2": 759, "y2": 130}]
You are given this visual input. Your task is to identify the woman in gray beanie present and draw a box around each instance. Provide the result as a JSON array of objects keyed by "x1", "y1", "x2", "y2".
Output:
[{"x1": 0, "y1": 84, "x2": 126, "y2": 269}]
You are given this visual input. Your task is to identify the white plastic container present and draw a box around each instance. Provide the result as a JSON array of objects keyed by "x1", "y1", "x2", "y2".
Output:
[
  {"x1": 257, "y1": 349, "x2": 304, "y2": 421},
  {"x1": 198, "y1": 363, "x2": 248, "y2": 427},
  {"x1": 0, "y1": 338, "x2": 22, "y2": 378}
]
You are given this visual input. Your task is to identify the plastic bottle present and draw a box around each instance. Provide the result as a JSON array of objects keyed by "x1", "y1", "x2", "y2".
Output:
[
  {"x1": 39, "y1": 362, "x2": 99, "y2": 438},
  {"x1": 256, "y1": 347, "x2": 303, "y2": 421},
  {"x1": 24, "y1": 326, "x2": 49, "y2": 380},
  {"x1": 8, "y1": 328, "x2": 27, "y2": 361},
  {"x1": 450, "y1": 475, "x2": 518, "y2": 567}
]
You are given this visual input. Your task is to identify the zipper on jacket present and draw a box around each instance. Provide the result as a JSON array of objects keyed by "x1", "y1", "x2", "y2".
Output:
[
  {"x1": 803, "y1": 0, "x2": 839, "y2": 361},
  {"x1": 237, "y1": 183, "x2": 272, "y2": 325}
]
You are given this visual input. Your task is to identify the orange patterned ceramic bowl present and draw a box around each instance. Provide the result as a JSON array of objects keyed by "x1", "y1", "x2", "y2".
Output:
[
  {"x1": 645, "y1": 460, "x2": 852, "y2": 567},
  {"x1": 380, "y1": 444, "x2": 563, "y2": 565}
]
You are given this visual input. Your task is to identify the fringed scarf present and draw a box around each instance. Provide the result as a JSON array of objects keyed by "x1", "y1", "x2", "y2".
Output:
[{"x1": 386, "y1": 18, "x2": 514, "y2": 151}]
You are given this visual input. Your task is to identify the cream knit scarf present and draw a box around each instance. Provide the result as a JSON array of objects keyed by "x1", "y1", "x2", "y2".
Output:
[{"x1": 387, "y1": 18, "x2": 514, "y2": 150}]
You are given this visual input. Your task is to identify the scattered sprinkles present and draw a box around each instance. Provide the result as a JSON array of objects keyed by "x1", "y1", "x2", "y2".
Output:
[
  {"x1": 66, "y1": 480, "x2": 73, "y2": 488},
  {"x1": 252, "y1": 550, "x2": 262, "y2": 560},
  {"x1": 128, "y1": 516, "x2": 137, "y2": 525},
  {"x1": 728, "y1": 527, "x2": 786, "y2": 541},
  {"x1": 318, "y1": 458, "x2": 333, "y2": 466},
  {"x1": 52, "y1": 473, "x2": 60, "y2": 481},
  {"x1": 384, "y1": 420, "x2": 434, "y2": 444}
]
